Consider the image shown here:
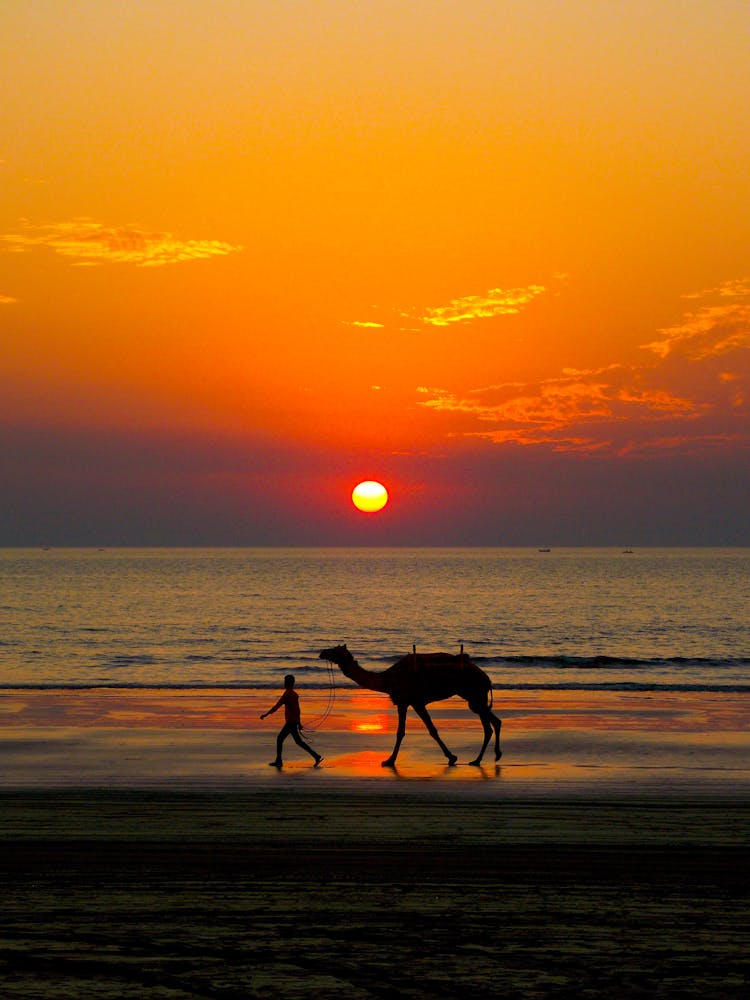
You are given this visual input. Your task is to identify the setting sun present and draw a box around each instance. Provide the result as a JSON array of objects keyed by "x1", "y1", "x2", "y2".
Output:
[{"x1": 351, "y1": 481, "x2": 389, "y2": 513}]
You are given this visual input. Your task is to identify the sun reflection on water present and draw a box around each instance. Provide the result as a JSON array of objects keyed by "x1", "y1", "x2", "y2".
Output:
[{"x1": 352, "y1": 716, "x2": 388, "y2": 733}]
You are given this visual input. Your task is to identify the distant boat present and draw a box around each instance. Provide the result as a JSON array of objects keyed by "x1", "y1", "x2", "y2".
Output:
[
  {"x1": 622, "y1": 548, "x2": 634, "y2": 554},
  {"x1": 538, "y1": 547, "x2": 551, "y2": 553}
]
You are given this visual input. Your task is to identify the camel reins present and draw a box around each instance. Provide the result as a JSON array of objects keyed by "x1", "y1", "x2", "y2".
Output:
[{"x1": 299, "y1": 655, "x2": 337, "y2": 733}]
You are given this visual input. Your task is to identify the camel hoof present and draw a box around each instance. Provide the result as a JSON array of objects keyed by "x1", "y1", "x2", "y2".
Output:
[
  {"x1": 381, "y1": 759, "x2": 396, "y2": 768},
  {"x1": 495, "y1": 750, "x2": 503, "y2": 761},
  {"x1": 468, "y1": 759, "x2": 481, "y2": 767},
  {"x1": 447, "y1": 754, "x2": 458, "y2": 766}
]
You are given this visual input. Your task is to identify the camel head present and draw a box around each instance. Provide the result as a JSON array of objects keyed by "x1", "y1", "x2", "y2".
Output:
[{"x1": 319, "y1": 644, "x2": 350, "y2": 665}]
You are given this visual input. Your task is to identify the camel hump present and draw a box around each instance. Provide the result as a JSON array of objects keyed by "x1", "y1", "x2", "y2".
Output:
[
  {"x1": 419, "y1": 651, "x2": 480, "y2": 667},
  {"x1": 395, "y1": 651, "x2": 461, "y2": 669},
  {"x1": 401, "y1": 652, "x2": 471, "y2": 667},
  {"x1": 420, "y1": 652, "x2": 466, "y2": 666},
  {"x1": 398, "y1": 651, "x2": 485, "y2": 675}
]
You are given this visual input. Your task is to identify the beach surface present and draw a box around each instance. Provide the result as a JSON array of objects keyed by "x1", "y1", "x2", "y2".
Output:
[
  {"x1": 2, "y1": 688, "x2": 749, "y2": 996},
  {"x1": 2, "y1": 686, "x2": 750, "y2": 795}
]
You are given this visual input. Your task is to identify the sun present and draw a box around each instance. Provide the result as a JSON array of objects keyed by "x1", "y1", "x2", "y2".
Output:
[{"x1": 351, "y1": 480, "x2": 389, "y2": 513}]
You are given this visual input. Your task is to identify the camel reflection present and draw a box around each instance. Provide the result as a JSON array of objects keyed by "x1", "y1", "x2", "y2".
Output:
[{"x1": 330, "y1": 751, "x2": 502, "y2": 781}]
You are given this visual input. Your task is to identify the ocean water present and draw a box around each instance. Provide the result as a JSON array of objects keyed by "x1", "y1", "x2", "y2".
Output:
[{"x1": 0, "y1": 547, "x2": 748, "y2": 694}]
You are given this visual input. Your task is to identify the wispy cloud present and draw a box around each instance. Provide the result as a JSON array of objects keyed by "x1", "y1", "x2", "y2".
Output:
[
  {"x1": 0, "y1": 293, "x2": 18, "y2": 304},
  {"x1": 403, "y1": 285, "x2": 546, "y2": 327},
  {"x1": 343, "y1": 320, "x2": 385, "y2": 329},
  {"x1": 643, "y1": 278, "x2": 750, "y2": 360},
  {"x1": 419, "y1": 368, "x2": 701, "y2": 450},
  {"x1": 617, "y1": 433, "x2": 750, "y2": 457},
  {"x1": 0, "y1": 219, "x2": 242, "y2": 267},
  {"x1": 681, "y1": 278, "x2": 750, "y2": 300},
  {"x1": 417, "y1": 278, "x2": 750, "y2": 456},
  {"x1": 347, "y1": 282, "x2": 546, "y2": 331}
]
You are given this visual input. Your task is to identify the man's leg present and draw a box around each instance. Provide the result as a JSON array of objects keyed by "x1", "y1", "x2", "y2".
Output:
[
  {"x1": 291, "y1": 724, "x2": 322, "y2": 763},
  {"x1": 270, "y1": 722, "x2": 294, "y2": 766}
]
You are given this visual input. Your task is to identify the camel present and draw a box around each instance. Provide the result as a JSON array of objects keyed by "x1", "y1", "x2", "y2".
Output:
[{"x1": 319, "y1": 644, "x2": 502, "y2": 767}]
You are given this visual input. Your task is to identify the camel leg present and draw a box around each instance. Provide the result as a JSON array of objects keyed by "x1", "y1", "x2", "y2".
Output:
[
  {"x1": 491, "y1": 711, "x2": 503, "y2": 761},
  {"x1": 412, "y1": 704, "x2": 457, "y2": 766},
  {"x1": 467, "y1": 702, "x2": 502, "y2": 766},
  {"x1": 382, "y1": 703, "x2": 408, "y2": 767},
  {"x1": 468, "y1": 711, "x2": 493, "y2": 766}
]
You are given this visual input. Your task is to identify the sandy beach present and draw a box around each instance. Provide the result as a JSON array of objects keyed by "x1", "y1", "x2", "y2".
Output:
[
  {"x1": 2, "y1": 790, "x2": 749, "y2": 998},
  {"x1": 1, "y1": 688, "x2": 749, "y2": 996}
]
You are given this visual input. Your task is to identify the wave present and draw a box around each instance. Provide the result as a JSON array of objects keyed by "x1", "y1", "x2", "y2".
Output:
[
  {"x1": 369, "y1": 651, "x2": 750, "y2": 671},
  {"x1": 97, "y1": 655, "x2": 158, "y2": 668},
  {"x1": 475, "y1": 654, "x2": 750, "y2": 671},
  {"x1": 493, "y1": 681, "x2": 750, "y2": 693},
  {"x1": 2, "y1": 680, "x2": 749, "y2": 694}
]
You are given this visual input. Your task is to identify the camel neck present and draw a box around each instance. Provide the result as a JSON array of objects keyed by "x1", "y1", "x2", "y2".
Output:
[{"x1": 338, "y1": 653, "x2": 387, "y2": 693}]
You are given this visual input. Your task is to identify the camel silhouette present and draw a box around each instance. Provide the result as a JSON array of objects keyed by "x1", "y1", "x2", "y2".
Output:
[{"x1": 319, "y1": 644, "x2": 502, "y2": 767}]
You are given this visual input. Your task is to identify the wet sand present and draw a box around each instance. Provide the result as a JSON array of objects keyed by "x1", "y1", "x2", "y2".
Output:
[
  {"x1": 2, "y1": 688, "x2": 749, "y2": 996},
  {"x1": 2, "y1": 686, "x2": 749, "y2": 797},
  {"x1": 2, "y1": 790, "x2": 749, "y2": 998}
]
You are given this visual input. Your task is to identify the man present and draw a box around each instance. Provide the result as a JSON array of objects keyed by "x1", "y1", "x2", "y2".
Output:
[{"x1": 260, "y1": 674, "x2": 323, "y2": 768}]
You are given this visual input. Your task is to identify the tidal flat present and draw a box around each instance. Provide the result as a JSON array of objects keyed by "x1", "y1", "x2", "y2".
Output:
[{"x1": 2, "y1": 790, "x2": 748, "y2": 998}]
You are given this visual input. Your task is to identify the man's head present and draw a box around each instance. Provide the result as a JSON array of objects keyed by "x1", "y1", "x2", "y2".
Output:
[{"x1": 284, "y1": 674, "x2": 295, "y2": 688}]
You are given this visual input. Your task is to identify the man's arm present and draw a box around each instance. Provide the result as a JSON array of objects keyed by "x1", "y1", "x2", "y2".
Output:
[{"x1": 260, "y1": 695, "x2": 285, "y2": 720}]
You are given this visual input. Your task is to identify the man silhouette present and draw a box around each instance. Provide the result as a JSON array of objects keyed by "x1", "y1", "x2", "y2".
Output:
[{"x1": 260, "y1": 674, "x2": 323, "y2": 768}]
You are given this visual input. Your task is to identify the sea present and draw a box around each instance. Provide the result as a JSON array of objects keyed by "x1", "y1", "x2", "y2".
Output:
[{"x1": 1, "y1": 547, "x2": 748, "y2": 696}]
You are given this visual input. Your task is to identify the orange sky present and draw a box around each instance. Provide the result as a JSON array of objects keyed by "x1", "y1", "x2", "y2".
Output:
[{"x1": 1, "y1": 1, "x2": 748, "y2": 544}]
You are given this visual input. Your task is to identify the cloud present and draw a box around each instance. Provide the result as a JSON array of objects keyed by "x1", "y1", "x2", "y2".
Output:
[
  {"x1": 419, "y1": 367, "x2": 702, "y2": 450},
  {"x1": 0, "y1": 293, "x2": 18, "y2": 304},
  {"x1": 404, "y1": 284, "x2": 546, "y2": 327},
  {"x1": 681, "y1": 278, "x2": 750, "y2": 300},
  {"x1": 0, "y1": 219, "x2": 242, "y2": 267},
  {"x1": 344, "y1": 320, "x2": 385, "y2": 329},
  {"x1": 347, "y1": 282, "x2": 546, "y2": 331},
  {"x1": 618, "y1": 432, "x2": 750, "y2": 458},
  {"x1": 414, "y1": 275, "x2": 750, "y2": 456},
  {"x1": 643, "y1": 278, "x2": 750, "y2": 360}
]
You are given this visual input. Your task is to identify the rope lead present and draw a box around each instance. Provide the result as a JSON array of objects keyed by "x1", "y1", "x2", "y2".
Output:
[{"x1": 300, "y1": 657, "x2": 337, "y2": 733}]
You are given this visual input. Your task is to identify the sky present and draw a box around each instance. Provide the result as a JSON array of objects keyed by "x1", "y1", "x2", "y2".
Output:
[{"x1": 1, "y1": 0, "x2": 749, "y2": 545}]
